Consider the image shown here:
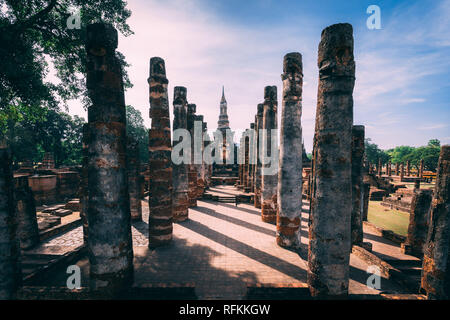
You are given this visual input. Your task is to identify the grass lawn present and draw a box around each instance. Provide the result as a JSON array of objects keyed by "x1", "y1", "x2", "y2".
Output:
[{"x1": 367, "y1": 201, "x2": 410, "y2": 236}]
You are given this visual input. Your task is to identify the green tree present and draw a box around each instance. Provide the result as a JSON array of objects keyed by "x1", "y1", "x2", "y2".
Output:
[
  {"x1": 427, "y1": 139, "x2": 440, "y2": 147},
  {"x1": 0, "y1": 0, "x2": 133, "y2": 115},
  {"x1": 410, "y1": 140, "x2": 441, "y2": 172},
  {"x1": 364, "y1": 138, "x2": 389, "y2": 165},
  {"x1": 4, "y1": 108, "x2": 85, "y2": 166},
  {"x1": 126, "y1": 105, "x2": 148, "y2": 164},
  {"x1": 387, "y1": 145, "x2": 415, "y2": 164}
]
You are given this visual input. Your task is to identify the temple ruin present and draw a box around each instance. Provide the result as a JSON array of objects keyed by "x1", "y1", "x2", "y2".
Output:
[{"x1": 0, "y1": 21, "x2": 448, "y2": 302}]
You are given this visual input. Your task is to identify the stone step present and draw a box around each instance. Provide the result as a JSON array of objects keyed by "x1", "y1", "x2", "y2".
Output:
[
  {"x1": 65, "y1": 199, "x2": 80, "y2": 211},
  {"x1": 52, "y1": 209, "x2": 73, "y2": 217},
  {"x1": 385, "y1": 259, "x2": 422, "y2": 268}
]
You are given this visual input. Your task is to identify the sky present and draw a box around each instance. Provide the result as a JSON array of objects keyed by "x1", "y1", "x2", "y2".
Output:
[{"x1": 64, "y1": 0, "x2": 450, "y2": 152}]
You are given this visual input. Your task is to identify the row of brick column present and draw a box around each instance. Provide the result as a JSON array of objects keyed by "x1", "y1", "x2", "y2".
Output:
[
  {"x1": 372, "y1": 160, "x2": 425, "y2": 178},
  {"x1": 172, "y1": 87, "x2": 190, "y2": 222}
]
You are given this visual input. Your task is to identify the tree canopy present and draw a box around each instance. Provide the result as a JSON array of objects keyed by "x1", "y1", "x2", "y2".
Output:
[
  {"x1": 0, "y1": 0, "x2": 133, "y2": 115},
  {"x1": 5, "y1": 108, "x2": 85, "y2": 166},
  {"x1": 126, "y1": 105, "x2": 148, "y2": 165},
  {"x1": 365, "y1": 138, "x2": 442, "y2": 172}
]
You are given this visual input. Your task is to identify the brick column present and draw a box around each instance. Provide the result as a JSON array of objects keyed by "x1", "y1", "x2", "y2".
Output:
[
  {"x1": 396, "y1": 162, "x2": 400, "y2": 176},
  {"x1": 148, "y1": 57, "x2": 173, "y2": 248},
  {"x1": 85, "y1": 23, "x2": 134, "y2": 295},
  {"x1": 261, "y1": 86, "x2": 278, "y2": 223},
  {"x1": 244, "y1": 131, "x2": 250, "y2": 192},
  {"x1": 187, "y1": 104, "x2": 197, "y2": 207},
  {"x1": 254, "y1": 104, "x2": 264, "y2": 208},
  {"x1": 421, "y1": 145, "x2": 450, "y2": 299},
  {"x1": 351, "y1": 125, "x2": 365, "y2": 246},
  {"x1": 127, "y1": 136, "x2": 142, "y2": 221},
  {"x1": 0, "y1": 146, "x2": 21, "y2": 299},
  {"x1": 414, "y1": 179, "x2": 421, "y2": 190},
  {"x1": 378, "y1": 158, "x2": 382, "y2": 177},
  {"x1": 248, "y1": 123, "x2": 255, "y2": 193},
  {"x1": 15, "y1": 176, "x2": 39, "y2": 249},
  {"x1": 251, "y1": 117, "x2": 258, "y2": 193},
  {"x1": 172, "y1": 86, "x2": 189, "y2": 222},
  {"x1": 388, "y1": 160, "x2": 392, "y2": 176},
  {"x1": 201, "y1": 121, "x2": 208, "y2": 192},
  {"x1": 277, "y1": 52, "x2": 303, "y2": 248},
  {"x1": 402, "y1": 189, "x2": 432, "y2": 257},
  {"x1": 80, "y1": 124, "x2": 89, "y2": 244},
  {"x1": 195, "y1": 115, "x2": 205, "y2": 198},
  {"x1": 308, "y1": 23, "x2": 354, "y2": 297},
  {"x1": 400, "y1": 162, "x2": 405, "y2": 181},
  {"x1": 406, "y1": 160, "x2": 410, "y2": 176},
  {"x1": 420, "y1": 159, "x2": 424, "y2": 178},
  {"x1": 362, "y1": 182, "x2": 370, "y2": 221}
]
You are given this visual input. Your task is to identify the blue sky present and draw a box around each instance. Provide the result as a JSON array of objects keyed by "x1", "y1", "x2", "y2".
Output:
[{"x1": 65, "y1": 0, "x2": 450, "y2": 152}]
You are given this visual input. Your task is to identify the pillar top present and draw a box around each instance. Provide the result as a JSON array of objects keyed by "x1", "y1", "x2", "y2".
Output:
[
  {"x1": 86, "y1": 23, "x2": 118, "y2": 55},
  {"x1": 440, "y1": 145, "x2": 450, "y2": 161},
  {"x1": 264, "y1": 86, "x2": 277, "y2": 101},
  {"x1": 283, "y1": 52, "x2": 302, "y2": 74},
  {"x1": 318, "y1": 23, "x2": 354, "y2": 77},
  {"x1": 257, "y1": 103, "x2": 264, "y2": 116},
  {"x1": 174, "y1": 86, "x2": 187, "y2": 103},
  {"x1": 188, "y1": 103, "x2": 196, "y2": 114},
  {"x1": 352, "y1": 125, "x2": 365, "y2": 135},
  {"x1": 149, "y1": 57, "x2": 167, "y2": 81}
]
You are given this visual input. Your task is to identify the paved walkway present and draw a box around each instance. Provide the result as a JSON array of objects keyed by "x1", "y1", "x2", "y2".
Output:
[{"x1": 29, "y1": 185, "x2": 407, "y2": 299}]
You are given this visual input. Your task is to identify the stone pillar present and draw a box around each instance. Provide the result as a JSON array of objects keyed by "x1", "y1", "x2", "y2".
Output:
[
  {"x1": 254, "y1": 104, "x2": 264, "y2": 208},
  {"x1": 204, "y1": 137, "x2": 212, "y2": 188},
  {"x1": 421, "y1": 146, "x2": 450, "y2": 299},
  {"x1": 400, "y1": 162, "x2": 405, "y2": 181},
  {"x1": 172, "y1": 86, "x2": 189, "y2": 222},
  {"x1": 377, "y1": 158, "x2": 382, "y2": 177},
  {"x1": 14, "y1": 176, "x2": 39, "y2": 249},
  {"x1": 351, "y1": 125, "x2": 365, "y2": 246},
  {"x1": 402, "y1": 190, "x2": 432, "y2": 257},
  {"x1": 201, "y1": 121, "x2": 208, "y2": 192},
  {"x1": 238, "y1": 156, "x2": 243, "y2": 186},
  {"x1": 248, "y1": 123, "x2": 255, "y2": 193},
  {"x1": 388, "y1": 160, "x2": 392, "y2": 176},
  {"x1": 362, "y1": 182, "x2": 370, "y2": 221},
  {"x1": 187, "y1": 104, "x2": 197, "y2": 207},
  {"x1": 80, "y1": 124, "x2": 89, "y2": 244},
  {"x1": 196, "y1": 116, "x2": 206, "y2": 198},
  {"x1": 0, "y1": 146, "x2": 21, "y2": 299},
  {"x1": 420, "y1": 159, "x2": 424, "y2": 178},
  {"x1": 308, "y1": 23, "x2": 355, "y2": 297},
  {"x1": 276, "y1": 52, "x2": 303, "y2": 248},
  {"x1": 127, "y1": 137, "x2": 142, "y2": 221},
  {"x1": 261, "y1": 86, "x2": 278, "y2": 223},
  {"x1": 406, "y1": 160, "x2": 410, "y2": 176},
  {"x1": 148, "y1": 57, "x2": 173, "y2": 248},
  {"x1": 244, "y1": 131, "x2": 250, "y2": 192},
  {"x1": 396, "y1": 162, "x2": 400, "y2": 176},
  {"x1": 252, "y1": 117, "x2": 258, "y2": 193},
  {"x1": 85, "y1": 23, "x2": 134, "y2": 295},
  {"x1": 414, "y1": 179, "x2": 421, "y2": 190}
]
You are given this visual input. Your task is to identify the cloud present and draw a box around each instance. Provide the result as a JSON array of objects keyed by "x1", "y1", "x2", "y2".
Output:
[
  {"x1": 114, "y1": 0, "x2": 320, "y2": 151},
  {"x1": 419, "y1": 124, "x2": 448, "y2": 130},
  {"x1": 59, "y1": 0, "x2": 449, "y2": 152}
]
